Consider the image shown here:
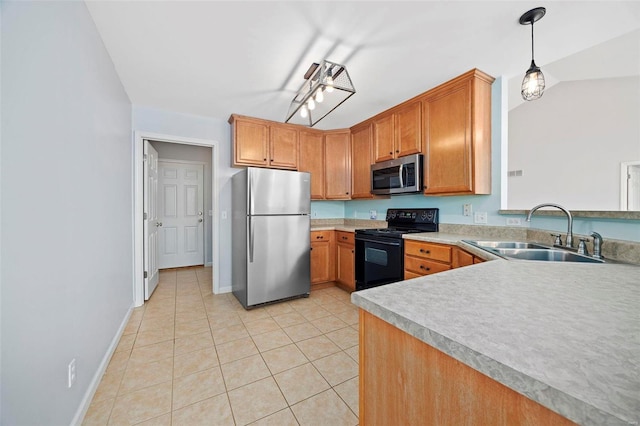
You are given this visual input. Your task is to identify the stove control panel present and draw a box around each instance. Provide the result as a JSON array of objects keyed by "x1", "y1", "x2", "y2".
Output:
[{"x1": 386, "y1": 208, "x2": 439, "y2": 225}]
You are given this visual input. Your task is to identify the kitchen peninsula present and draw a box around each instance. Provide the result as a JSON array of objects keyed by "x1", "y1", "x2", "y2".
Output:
[{"x1": 352, "y1": 242, "x2": 639, "y2": 425}]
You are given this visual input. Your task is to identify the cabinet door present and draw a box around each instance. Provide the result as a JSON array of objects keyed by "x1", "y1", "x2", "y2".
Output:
[
  {"x1": 452, "y1": 247, "x2": 474, "y2": 268},
  {"x1": 269, "y1": 126, "x2": 298, "y2": 170},
  {"x1": 351, "y1": 124, "x2": 374, "y2": 199},
  {"x1": 324, "y1": 131, "x2": 351, "y2": 199},
  {"x1": 423, "y1": 81, "x2": 473, "y2": 194},
  {"x1": 299, "y1": 131, "x2": 325, "y2": 199},
  {"x1": 395, "y1": 101, "x2": 422, "y2": 158},
  {"x1": 310, "y1": 231, "x2": 335, "y2": 284},
  {"x1": 234, "y1": 118, "x2": 269, "y2": 167},
  {"x1": 337, "y1": 242, "x2": 355, "y2": 291},
  {"x1": 373, "y1": 114, "x2": 395, "y2": 163}
]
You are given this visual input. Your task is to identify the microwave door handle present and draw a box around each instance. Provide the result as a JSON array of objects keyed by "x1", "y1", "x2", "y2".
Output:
[{"x1": 399, "y1": 164, "x2": 404, "y2": 187}]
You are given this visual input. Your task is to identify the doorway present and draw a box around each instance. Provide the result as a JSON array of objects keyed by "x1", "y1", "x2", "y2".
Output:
[
  {"x1": 621, "y1": 161, "x2": 640, "y2": 211},
  {"x1": 134, "y1": 132, "x2": 219, "y2": 307}
]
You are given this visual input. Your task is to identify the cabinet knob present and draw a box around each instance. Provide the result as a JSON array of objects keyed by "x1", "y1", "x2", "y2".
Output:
[
  {"x1": 389, "y1": 151, "x2": 393, "y2": 155},
  {"x1": 346, "y1": 192, "x2": 349, "y2": 195},
  {"x1": 395, "y1": 150, "x2": 399, "y2": 153},
  {"x1": 420, "y1": 249, "x2": 430, "y2": 254},
  {"x1": 419, "y1": 265, "x2": 430, "y2": 271},
  {"x1": 351, "y1": 250, "x2": 354, "y2": 253},
  {"x1": 263, "y1": 158, "x2": 267, "y2": 161}
]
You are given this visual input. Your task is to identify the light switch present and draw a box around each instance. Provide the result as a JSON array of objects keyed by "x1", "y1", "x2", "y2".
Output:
[{"x1": 221, "y1": 211, "x2": 228, "y2": 220}]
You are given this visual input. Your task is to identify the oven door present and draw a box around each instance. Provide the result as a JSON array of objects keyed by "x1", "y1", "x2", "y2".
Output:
[{"x1": 355, "y1": 234, "x2": 404, "y2": 291}]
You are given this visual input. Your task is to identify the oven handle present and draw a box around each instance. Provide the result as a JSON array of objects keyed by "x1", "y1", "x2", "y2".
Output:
[{"x1": 355, "y1": 236, "x2": 402, "y2": 247}]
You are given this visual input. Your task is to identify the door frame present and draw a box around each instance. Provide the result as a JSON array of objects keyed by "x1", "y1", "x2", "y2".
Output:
[
  {"x1": 620, "y1": 160, "x2": 640, "y2": 211},
  {"x1": 133, "y1": 131, "x2": 219, "y2": 307}
]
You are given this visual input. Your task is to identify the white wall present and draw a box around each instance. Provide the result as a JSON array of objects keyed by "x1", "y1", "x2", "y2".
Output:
[
  {"x1": 1, "y1": 3, "x2": 133, "y2": 424},
  {"x1": 133, "y1": 106, "x2": 235, "y2": 290},
  {"x1": 150, "y1": 141, "x2": 213, "y2": 265},
  {"x1": 508, "y1": 76, "x2": 640, "y2": 210}
]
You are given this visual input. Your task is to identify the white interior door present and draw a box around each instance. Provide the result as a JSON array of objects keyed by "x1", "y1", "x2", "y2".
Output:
[
  {"x1": 158, "y1": 161, "x2": 205, "y2": 268},
  {"x1": 143, "y1": 141, "x2": 160, "y2": 299}
]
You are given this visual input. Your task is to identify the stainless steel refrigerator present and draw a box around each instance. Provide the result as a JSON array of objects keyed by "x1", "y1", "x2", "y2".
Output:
[{"x1": 232, "y1": 167, "x2": 311, "y2": 309}]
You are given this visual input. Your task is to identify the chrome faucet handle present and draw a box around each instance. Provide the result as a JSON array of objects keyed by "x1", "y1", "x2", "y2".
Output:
[
  {"x1": 550, "y1": 233, "x2": 562, "y2": 246},
  {"x1": 590, "y1": 232, "x2": 604, "y2": 259},
  {"x1": 577, "y1": 238, "x2": 589, "y2": 256}
]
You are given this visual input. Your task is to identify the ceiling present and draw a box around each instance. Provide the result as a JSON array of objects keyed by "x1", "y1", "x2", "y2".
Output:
[{"x1": 85, "y1": 1, "x2": 640, "y2": 130}]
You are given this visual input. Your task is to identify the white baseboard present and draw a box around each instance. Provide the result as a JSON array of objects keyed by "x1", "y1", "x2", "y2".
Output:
[
  {"x1": 70, "y1": 304, "x2": 134, "y2": 426},
  {"x1": 205, "y1": 261, "x2": 213, "y2": 267},
  {"x1": 217, "y1": 285, "x2": 232, "y2": 294}
]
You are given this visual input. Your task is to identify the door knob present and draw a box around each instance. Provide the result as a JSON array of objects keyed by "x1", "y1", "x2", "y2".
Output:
[
  {"x1": 198, "y1": 218, "x2": 203, "y2": 223},
  {"x1": 155, "y1": 222, "x2": 163, "y2": 227}
]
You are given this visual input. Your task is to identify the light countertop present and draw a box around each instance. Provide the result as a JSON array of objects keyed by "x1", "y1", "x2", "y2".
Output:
[{"x1": 352, "y1": 232, "x2": 640, "y2": 425}]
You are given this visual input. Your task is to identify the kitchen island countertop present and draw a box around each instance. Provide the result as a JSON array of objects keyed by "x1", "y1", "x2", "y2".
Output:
[{"x1": 352, "y1": 233, "x2": 640, "y2": 425}]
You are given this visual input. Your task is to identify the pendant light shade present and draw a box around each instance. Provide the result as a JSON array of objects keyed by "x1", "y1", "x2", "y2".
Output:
[{"x1": 519, "y1": 7, "x2": 546, "y2": 101}]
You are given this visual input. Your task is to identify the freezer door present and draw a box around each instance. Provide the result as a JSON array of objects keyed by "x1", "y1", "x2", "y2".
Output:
[
  {"x1": 248, "y1": 168, "x2": 310, "y2": 215},
  {"x1": 246, "y1": 215, "x2": 310, "y2": 306}
]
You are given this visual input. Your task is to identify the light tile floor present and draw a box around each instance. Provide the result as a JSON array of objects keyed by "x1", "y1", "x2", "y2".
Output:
[{"x1": 83, "y1": 267, "x2": 360, "y2": 425}]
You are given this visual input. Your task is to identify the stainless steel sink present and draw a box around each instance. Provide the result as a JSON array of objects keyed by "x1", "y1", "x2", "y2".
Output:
[
  {"x1": 462, "y1": 240, "x2": 605, "y2": 263},
  {"x1": 492, "y1": 248, "x2": 604, "y2": 263},
  {"x1": 468, "y1": 241, "x2": 549, "y2": 250}
]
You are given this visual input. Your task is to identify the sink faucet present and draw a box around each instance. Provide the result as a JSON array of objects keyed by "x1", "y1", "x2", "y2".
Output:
[{"x1": 526, "y1": 203, "x2": 574, "y2": 248}]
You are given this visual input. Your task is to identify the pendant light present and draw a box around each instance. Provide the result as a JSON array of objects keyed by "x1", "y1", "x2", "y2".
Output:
[
  {"x1": 519, "y1": 7, "x2": 546, "y2": 101},
  {"x1": 285, "y1": 60, "x2": 355, "y2": 127}
]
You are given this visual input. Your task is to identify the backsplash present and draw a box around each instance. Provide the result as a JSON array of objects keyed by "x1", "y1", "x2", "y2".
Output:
[{"x1": 312, "y1": 218, "x2": 640, "y2": 265}]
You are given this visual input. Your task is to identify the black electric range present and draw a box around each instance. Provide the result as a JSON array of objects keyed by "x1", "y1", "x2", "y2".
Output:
[{"x1": 355, "y1": 208, "x2": 439, "y2": 290}]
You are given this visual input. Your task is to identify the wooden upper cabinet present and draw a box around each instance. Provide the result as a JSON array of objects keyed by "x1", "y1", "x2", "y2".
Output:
[
  {"x1": 373, "y1": 101, "x2": 422, "y2": 163},
  {"x1": 298, "y1": 130, "x2": 325, "y2": 200},
  {"x1": 395, "y1": 101, "x2": 422, "y2": 158},
  {"x1": 230, "y1": 114, "x2": 298, "y2": 170},
  {"x1": 351, "y1": 123, "x2": 374, "y2": 199},
  {"x1": 324, "y1": 130, "x2": 351, "y2": 199},
  {"x1": 232, "y1": 116, "x2": 269, "y2": 167},
  {"x1": 423, "y1": 70, "x2": 494, "y2": 195},
  {"x1": 269, "y1": 126, "x2": 298, "y2": 169},
  {"x1": 373, "y1": 114, "x2": 395, "y2": 162}
]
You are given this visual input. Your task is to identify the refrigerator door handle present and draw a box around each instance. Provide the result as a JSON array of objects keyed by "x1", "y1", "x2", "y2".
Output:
[{"x1": 248, "y1": 216, "x2": 255, "y2": 263}]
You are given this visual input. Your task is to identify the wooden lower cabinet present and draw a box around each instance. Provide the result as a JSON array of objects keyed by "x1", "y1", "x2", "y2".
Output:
[
  {"x1": 310, "y1": 231, "x2": 334, "y2": 285},
  {"x1": 359, "y1": 310, "x2": 576, "y2": 425},
  {"x1": 404, "y1": 240, "x2": 481, "y2": 279},
  {"x1": 336, "y1": 231, "x2": 355, "y2": 291},
  {"x1": 404, "y1": 240, "x2": 452, "y2": 278}
]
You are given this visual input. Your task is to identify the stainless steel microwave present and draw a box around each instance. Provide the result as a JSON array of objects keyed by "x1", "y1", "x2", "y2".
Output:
[{"x1": 371, "y1": 154, "x2": 423, "y2": 195}]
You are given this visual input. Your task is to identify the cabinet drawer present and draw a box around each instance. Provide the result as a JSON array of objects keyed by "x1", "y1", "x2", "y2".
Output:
[
  {"x1": 405, "y1": 240, "x2": 451, "y2": 263},
  {"x1": 311, "y1": 230, "x2": 333, "y2": 242},
  {"x1": 404, "y1": 256, "x2": 451, "y2": 275},
  {"x1": 336, "y1": 231, "x2": 355, "y2": 245}
]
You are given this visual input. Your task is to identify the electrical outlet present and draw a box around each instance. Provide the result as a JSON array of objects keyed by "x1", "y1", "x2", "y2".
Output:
[
  {"x1": 506, "y1": 218, "x2": 522, "y2": 226},
  {"x1": 312, "y1": 211, "x2": 318, "y2": 218},
  {"x1": 463, "y1": 204, "x2": 472, "y2": 216},
  {"x1": 68, "y1": 359, "x2": 76, "y2": 388},
  {"x1": 369, "y1": 210, "x2": 377, "y2": 220},
  {"x1": 474, "y1": 212, "x2": 488, "y2": 224}
]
